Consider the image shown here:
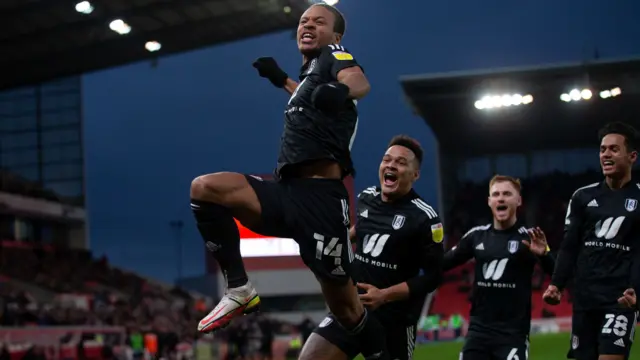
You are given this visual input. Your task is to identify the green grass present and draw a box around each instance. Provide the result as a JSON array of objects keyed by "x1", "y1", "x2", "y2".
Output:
[{"x1": 405, "y1": 332, "x2": 640, "y2": 359}]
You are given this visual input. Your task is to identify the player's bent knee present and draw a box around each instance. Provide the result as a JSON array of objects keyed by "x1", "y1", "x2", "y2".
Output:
[
  {"x1": 190, "y1": 172, "x2": 248, "y2": 202},
  {"x1": 298, "y1": 333, "x2": 349, "y2": 360}
]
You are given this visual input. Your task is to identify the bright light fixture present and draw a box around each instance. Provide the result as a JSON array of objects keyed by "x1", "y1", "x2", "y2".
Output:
[
  {"x1": 474, "y1": 93, "x2": 533, "y2": 110},
  {"x1": 145, "y1": 41, "x2": 161, "y2": 52},
  {"x1": 75, "y1": 1, "x2": 94, "y2": 14},
  {"x1": 109, "y1": 19, "x2": 131, "y2": 35},
  {"x1": 600, "y1": 87, "x2": 622, "y2": 99},
  {"x1": 560, "y1": 88, "x2": 592, "y2": 102}
]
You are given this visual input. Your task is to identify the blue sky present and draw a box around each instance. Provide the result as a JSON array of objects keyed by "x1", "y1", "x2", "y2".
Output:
[{"x1": 82, "y1": 0, "x2": 640, "y2": 282}]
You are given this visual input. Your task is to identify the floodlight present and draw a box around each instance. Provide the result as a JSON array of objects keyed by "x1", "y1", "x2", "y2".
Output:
[
  {"x1": 75, "y1": 1, "x2": 94, "y2": 14},
  {"x1": 283, "y1": 6, "x2": 291, "y2": 13},
  {"x1": 109, "y1": 19, "x2": 131, "y2": 35},
  {"x1": 323, "y1": 0, "x2": 340, "y2": 5},
  {"x1": 561, "y1": 88, "x2": 595, "y2": 102},
  {"x1": 600, "y1": 87, "x2": 622, "y2": 99},
  {"x1": 474, "y1": 93, "x2": 533, "y2": 110},
  {"x1": 145, "y1": 41, "x2": 161, "y2": 52}
]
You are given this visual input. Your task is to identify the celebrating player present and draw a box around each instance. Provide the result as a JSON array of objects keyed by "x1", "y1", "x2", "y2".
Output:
[
  {"x1": 298, "y1": 135, "x2": 445, "y2": 360},
  {"x1": 444, "y1": 175, "x2": 554, "y2": 360},
  {"x1": 544, "y1": 122, "x2": 640, "y2": 360},
  {"x1": 189, "y1": 3, "x2": 391, "y2": 360}
]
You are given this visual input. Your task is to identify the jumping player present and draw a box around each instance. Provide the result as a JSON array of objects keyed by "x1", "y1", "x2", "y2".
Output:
[
  {"x1": 444, "y1": 175, "x2": 554, "y2": 360},
  {"x1": 190, "y1": 4, "x2": 390, "y2": 360},
  {"x1": 299, "y1": 135, "x2": 445, "y2": 360},
  {"x1": 544, "y1": 122, "x2": 640, "y2": 360}
]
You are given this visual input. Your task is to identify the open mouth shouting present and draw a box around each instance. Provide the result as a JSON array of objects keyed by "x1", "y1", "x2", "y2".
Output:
[
  {"x1": 495, "y1": 204, "x2": 509, "y2": 217},
  {"x1": 300, "y1": 31, "x2": 316, "y2": 45},
  {"x1": 383, "y1": 172, "x2": 398, "y2": 188}
]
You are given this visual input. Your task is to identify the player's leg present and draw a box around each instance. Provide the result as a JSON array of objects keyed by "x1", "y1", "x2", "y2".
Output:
[
  {"x1": 292, "y1": 179, "x2": 390, "y2": 360},
  {"x1": 460, "y1": 336, "x2": 492, "y2": 360},
  {"x1": 383, "y1": 323, "x2": 417, "y2": 360},
  {"x1": 597, "y1": 310, "x2": 638, "y2": 360},
  {"x1": 299, "y1": 315, "x2": 358, "y2": 360},
  {"x1": 190, "y1": 173, "x2": 282, "y2": 332},
  {"x1": 492, "y1": 339, "x2": 528, "y2": 360},
  {"x1": 568, "y1": 310, "x2": 600, "y2": 360}
]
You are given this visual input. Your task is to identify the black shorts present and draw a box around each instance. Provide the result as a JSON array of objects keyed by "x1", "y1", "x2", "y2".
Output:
[
  {"x1": 312, "y1": 313, "x2": 417, "y2": 360},
  {"x1": 568, "y1": 309, "x2": 638, "y2": 359},
  {"x1": 245, "y1": 175, "x2": 353, "y2": 283},
  {"x1": 460, "y1": 335, "x2": 529, "y2": 360}
]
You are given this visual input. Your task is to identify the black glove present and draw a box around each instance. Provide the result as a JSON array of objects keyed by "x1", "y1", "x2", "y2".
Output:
[
  {"x1": 252, "y1": 57, "x2": 288, "y2": 88},
  {"x1": 311, "y1": 82, "x2": 350, "y2": 113}
]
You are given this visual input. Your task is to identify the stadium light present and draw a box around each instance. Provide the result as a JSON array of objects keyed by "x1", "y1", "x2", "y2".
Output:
[
  {"x1": 283, "y1": 6, "x2": 292, "y2": 13},
  {"x1": 323, "y1": 0, "x2": 340, "y2": 5},
  {"x1": 145, "y1": 41, "x2": 161, "y2": 52},
  {"x1": 474, "y1": 93, "x2": 533, "y2": 110},
  {"x1": 600, "y1": 87, "x2": 622, "y2": 99},
  {"x1": 560, "y1": 88, "x2": 592, "y2": 102},
  {"x1": 109, "y1": 19, "x2": 131, "y2": 35},
  {"x1": 75, "y1": 1, "x2": 94, "y2": 14}
]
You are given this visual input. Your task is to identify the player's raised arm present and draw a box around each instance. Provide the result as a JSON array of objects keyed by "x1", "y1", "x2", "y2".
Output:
[
  {"x1": 550, "y1": 191, "x2": 585, "y2": 291},
  {"x1": 522, "y1": 227, "x2": 555, "y2": 275},
  {"x1": 336, "y1": 64, "x2": 369, "y2": 100},
  {"x1": 442, "y1": 229, "x2": 475, "y2": 271}
]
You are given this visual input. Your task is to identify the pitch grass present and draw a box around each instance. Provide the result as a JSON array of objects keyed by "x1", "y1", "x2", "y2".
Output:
[{"x1": 355, "y1": 332, "x2": 640, "y2": 359}]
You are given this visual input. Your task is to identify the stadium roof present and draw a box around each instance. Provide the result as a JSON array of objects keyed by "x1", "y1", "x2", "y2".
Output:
[
  {"x1": 400, "y1": 57, "x2": 640, "y2": 156},
  {"x1": 0, "y1": 0, "x2": 309, "y2": 91}
]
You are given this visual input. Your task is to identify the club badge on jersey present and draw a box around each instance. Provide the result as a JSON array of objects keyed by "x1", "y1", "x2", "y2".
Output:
[
  {"x1": 625, "y1": 198, "x2": 637, "y2": 212},
  {"x1": 508, "y1": 240, "x2": 519, "y2": 254},
  {"x1": 392, "y1": 215, "x2": 405, "y2": 230}
]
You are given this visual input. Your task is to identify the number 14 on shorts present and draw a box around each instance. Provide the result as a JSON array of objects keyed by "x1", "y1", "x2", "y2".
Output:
[{"x1": 315, "y1": 233, "x2": 343, "y2": 265}]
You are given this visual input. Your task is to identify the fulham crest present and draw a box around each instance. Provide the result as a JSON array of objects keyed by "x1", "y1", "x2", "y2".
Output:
[
  {"x1": 508, "y1": 240, "x2": 519, "y2": 254},
  {"x1": 625, "y1": 198, "x2": 637, "y2": 212},
  {"x1": 392, "y1": 215, "x2": 405, "y2": 230}
]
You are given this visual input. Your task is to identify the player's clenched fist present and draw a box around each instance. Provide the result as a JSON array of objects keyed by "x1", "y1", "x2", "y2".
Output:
[
  {"x1": 252, "y1": 57, "x2": 288, "y2": 88},
  {"x1": 618, "y1": 288, "x2": 637, "y2": 309},
  {"x1": 543, "y1": 284, "x2": 562, "y2": 305}
]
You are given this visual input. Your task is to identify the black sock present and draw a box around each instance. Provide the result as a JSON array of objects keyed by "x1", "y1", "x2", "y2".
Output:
[
  {"x1": 190, "y1": 199, "x2": 248, "y2": 288},
  {"x1": 348, "y1": 309, "x2": 389, "y2": 360}
]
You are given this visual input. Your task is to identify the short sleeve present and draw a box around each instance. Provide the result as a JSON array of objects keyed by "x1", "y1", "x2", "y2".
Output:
[{"x1": 320, "y1": 44, "x2": 362, "y2": 80}]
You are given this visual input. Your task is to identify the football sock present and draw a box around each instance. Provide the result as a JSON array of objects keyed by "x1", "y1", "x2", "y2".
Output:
[
  {"x1": 190, "y1": 199, "x2": 248, "y2": 288},
  {"x1": 348, "y1": 308, "x2": 389, "y2": 360}
]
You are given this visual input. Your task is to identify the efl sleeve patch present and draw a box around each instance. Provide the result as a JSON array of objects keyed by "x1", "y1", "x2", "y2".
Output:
[
  {"x1": 332, "y1": 51, "x2": 354, "y2": 61},
  {"x1": 431, "y1": 223, "x2": 444, "y2": 243}
]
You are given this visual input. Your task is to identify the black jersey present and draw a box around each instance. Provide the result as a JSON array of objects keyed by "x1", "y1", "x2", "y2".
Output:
[
  {"x1": 277, "y1": 44, "x2": 361, "y2": 179},
  {"x1": 443, "y1": 222, "x2": 555, "y2": 341},
  {"x1": 552, "y1": 180, "x2": 640, "y2": 310},
  {"x1": 353, "y1": 186, "x2": 444, "y2": 326}
]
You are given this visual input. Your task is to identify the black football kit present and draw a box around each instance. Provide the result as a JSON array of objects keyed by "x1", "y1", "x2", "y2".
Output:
[
  {"x1": 313, "y1": 186, "x2": 445, "y2": 360},
  {"x1": 443, "y1": 222, "x2": 555, "y2": 360},
  {"x1": 552, "y1": 181, "x2": 640, "y2": 359},
  {"x1": 245, "y1": 44, "x2": 362, "y2": 283}
]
